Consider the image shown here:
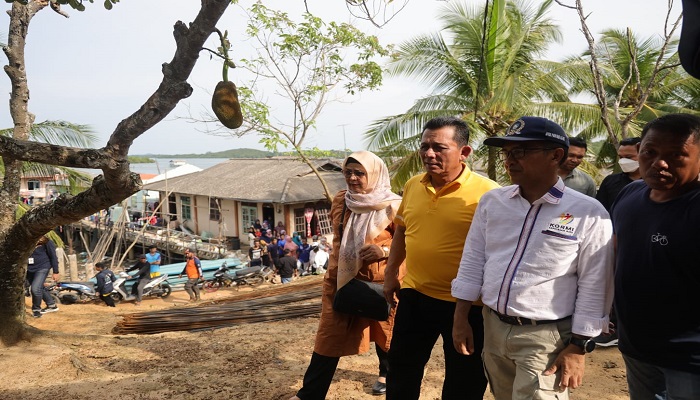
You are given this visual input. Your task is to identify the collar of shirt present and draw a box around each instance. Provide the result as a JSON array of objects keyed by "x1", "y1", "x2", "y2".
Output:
[{"x1": 508, "y1": 177, "x2": 566, "y2": 205}]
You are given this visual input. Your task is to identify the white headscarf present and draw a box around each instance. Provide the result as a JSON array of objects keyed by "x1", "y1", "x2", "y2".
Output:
[{"x1": 337, "y1": 151, "x2": 402, "y2": 289}]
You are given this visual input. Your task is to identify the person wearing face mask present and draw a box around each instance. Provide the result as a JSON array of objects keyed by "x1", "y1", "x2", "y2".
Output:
[
  {"x1": 595, "y1": 137, "x2": 642, "y2": 212},
  {"x1": 592, "y1": 137, "x2": 642, "y2": 348}
]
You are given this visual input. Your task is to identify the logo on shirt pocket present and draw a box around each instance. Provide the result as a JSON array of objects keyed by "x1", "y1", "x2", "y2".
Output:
[{"x1": 541, "y1": 212, "x2": 579, "y2": 240}]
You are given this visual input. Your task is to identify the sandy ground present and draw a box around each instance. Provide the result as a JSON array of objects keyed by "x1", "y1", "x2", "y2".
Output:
[{"x1": 1, "y1": 276, "x2": 629, "y2": 400}]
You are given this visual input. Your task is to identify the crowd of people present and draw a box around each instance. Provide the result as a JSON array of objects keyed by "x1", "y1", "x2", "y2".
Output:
[
  {"x1": 24, "y1": 112, "x2": 698, "y2": 399},
  {"x1": 247, "y1": 228, "x2": 333, "y2": 284},
  {"x1": 285, "y1": 114, "x2": 699, "y2": 400}
]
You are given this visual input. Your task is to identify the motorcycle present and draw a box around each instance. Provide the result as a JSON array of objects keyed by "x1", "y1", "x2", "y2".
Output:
[
  {"x1": 201, "y1": 262, "x2": 267, "y2": 292},
  {"x1": 110, "y1": 272, "x2": 172, "y2": 304},
  {"x1": 47, "y1": 281, "x2": 101, "y2": 304}
]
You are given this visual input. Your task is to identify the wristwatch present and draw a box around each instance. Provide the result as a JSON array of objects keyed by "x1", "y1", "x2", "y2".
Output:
[
  {"x1": 381, "y1": 246, "x2": 390, "y2": 258},
  {"x1": 568, "y1": 337, "x2": 596, "y2": 353}
]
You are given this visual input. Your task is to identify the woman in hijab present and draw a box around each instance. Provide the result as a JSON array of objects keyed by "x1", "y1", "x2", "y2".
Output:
[
  {"x1": 289, "y1": 151, "x2": 403, "y2": 400},
  {"x1": 292, "y1": 231, "x2": 303, "y2": 247},
  {"x1": 283, "y1": 234, "x2": 299, "y2": 259}
]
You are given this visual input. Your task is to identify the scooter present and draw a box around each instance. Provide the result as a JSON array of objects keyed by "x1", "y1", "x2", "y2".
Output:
[
  {"x1": 48, "y1": 281, "x2": 101, "y2": 304},
  {"x1": 110, "y1": 272, "x2": 172, "y2": 304},
  {"x1": 43, "y1": 283, "x2": 64, "y2": 305},
  {"x1": 201, "y1": 262, "x2": 266, "y2": 292}
]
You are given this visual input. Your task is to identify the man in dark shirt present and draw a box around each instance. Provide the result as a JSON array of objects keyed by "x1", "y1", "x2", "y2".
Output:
[
  {"x1": 596, "y1": 137, "x2": 642, "y2": 212},
  {"x1": 126, "y1": 254, "x2": 151, "y2": 305},
  {"x1": 557, "y1": 137, "x2": 597, "y2": 196},
  {"x1": 268, "y1": 238, "x2": 280, "y2": 268},
  {"x1": 612, "y1": 114, "x2": 700, "y2": 400},
  {"x1": 276, "y1": 248, "x2": 297, "y2": 284},
  {"x1": 593, "y1": 137, "x2": 642, "y2": 347}
]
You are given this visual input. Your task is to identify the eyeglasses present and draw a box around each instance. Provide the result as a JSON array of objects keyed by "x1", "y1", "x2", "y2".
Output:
[
  {"x1": 498, "y1": 147, "x2": 556, "y2": 161},
  {"x1": 342, "y1": 169, "x2": 366, "y2": 178}
]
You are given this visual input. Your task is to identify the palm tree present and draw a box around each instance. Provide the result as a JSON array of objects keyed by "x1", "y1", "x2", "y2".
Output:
[
  {"x1": 1, "y1": 120, "x2": 96, "y2": 200},
  {"x1": 560, "y1": 28, "x2": 700, "y2": 170},
  {"x1": 365, "y1": 0, "x2": 576, "y2": 186}
]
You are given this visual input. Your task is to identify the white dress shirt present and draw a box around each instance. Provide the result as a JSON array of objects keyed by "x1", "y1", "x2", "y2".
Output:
[{"x1": 452, "y1": 178, "x2": 614, "y2": 337}]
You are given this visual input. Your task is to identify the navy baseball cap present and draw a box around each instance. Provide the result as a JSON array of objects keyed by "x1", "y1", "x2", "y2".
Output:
[{"x1": 483, "y1": 116, "x2": 569, "y2": 149}]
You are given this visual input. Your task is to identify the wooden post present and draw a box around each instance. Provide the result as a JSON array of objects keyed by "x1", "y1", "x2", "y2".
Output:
[
  {"x1": 68, "y1": 254, "x2": 78, "y2": 281},
  {"x1": 56, "y1": 247, "x2": 66, "y2": 277}
]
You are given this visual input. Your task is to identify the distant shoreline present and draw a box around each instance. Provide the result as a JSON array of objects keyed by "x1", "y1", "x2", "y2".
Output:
[{"x1": 132, "y1": 147, "x2": 350, "y2": 159}]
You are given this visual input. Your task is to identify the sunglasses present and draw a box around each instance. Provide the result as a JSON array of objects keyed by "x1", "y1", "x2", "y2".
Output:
[{"x1": 342, "y1": 169, "x2": 366, "y2": 178}]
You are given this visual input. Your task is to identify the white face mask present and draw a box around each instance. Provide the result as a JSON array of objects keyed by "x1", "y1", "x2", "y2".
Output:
[{"x1": 618, "y1": 158, "x2": 639, "y2": 173}]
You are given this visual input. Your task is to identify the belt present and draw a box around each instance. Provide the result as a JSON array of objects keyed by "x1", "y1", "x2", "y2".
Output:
[{"x1": 491, "y1": 309, "x2": 571, "y2": 326}]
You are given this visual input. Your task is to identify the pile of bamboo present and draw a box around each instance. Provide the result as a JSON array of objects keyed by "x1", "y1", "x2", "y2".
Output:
[{"x1": 113, "y1": 280, "x2": 323, "y2": 335}]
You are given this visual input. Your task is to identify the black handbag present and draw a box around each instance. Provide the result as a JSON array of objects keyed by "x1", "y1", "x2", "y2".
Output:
[
  {"x1": 333, "y1": 278, "x2": 390, "y2": 321},
  {"x1": 331, "y1": 200, "x2": 391, "y2": 321}
]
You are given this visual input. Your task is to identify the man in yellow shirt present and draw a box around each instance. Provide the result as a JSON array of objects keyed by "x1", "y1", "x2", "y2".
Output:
[{"x1": 383, "y1": 116, "x2": 499, "y2": 399}]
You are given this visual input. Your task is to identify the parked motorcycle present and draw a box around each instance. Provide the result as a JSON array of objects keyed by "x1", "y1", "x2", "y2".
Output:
[
  {"x1": 110, "y1": 272, "x2": 172, "y2": 304},
  {"x1": 201, "y1": 262, "x2": 266, "y2": 292},
  {"x1": 47, "y1": 281, "x2": 101, "y2": 304},
  {"x1": 44, "y1": 283, "x2": 63, "y2": 305}
]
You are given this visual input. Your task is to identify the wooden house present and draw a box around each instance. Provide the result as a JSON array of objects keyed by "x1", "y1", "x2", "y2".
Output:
[{"x1": 142, "y1": 157, "x2": 346, "y2": 248}]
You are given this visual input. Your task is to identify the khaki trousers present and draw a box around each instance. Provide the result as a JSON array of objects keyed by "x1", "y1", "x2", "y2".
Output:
[{"x1": 482, "y1": 307, "x2": 572, "y2": 400}]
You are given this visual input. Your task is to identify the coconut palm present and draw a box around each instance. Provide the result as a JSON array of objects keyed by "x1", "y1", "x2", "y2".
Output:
[
  {"x1": 560, "y1": 28, "x2": 700, "y2": 169},
  {"x1": 365, "y1": 0, "x2": 577, "y2": 187}
]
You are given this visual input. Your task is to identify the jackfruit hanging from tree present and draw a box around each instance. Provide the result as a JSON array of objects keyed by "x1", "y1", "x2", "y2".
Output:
[{"x1": 210, "y1": 29, "x2": 243, "y2": 129}]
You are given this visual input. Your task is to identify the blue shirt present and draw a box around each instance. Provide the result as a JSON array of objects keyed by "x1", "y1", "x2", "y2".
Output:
[
  {"x1": 146, "y1": 252, "x2": 161, "y2": 276},
  {"x1": 298, "y1": 243, "x2": 311, "y2": 262},
  {"x1": 28, "y1": 240, "x2": 59, "y2": 273}
]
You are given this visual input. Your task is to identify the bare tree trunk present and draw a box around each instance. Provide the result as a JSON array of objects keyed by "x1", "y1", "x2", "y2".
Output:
[
  {"x1": 558, "y1": 0, "x2": 681, "y2": 146},
  {"x1": 0, "y1": 0, "x2": 232, "y2": 345}
]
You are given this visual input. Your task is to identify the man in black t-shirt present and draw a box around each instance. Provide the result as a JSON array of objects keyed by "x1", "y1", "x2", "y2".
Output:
[
  {"x1": 612, "y1": 114, "x2": 700, "y2": 400},
  {"x1": 276, "y1": 248, "x2": 297, "y2": 284},
  {"x1": 593, "y1": 137, "x2": 642, "y2": 347},
  {"x1": 596, "y1": 137, "x2": 642, "y2": 212}
]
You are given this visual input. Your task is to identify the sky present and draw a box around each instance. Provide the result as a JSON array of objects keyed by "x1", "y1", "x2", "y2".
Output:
[{"x1": 0, "y1": 0, "x2": 683, "y2": 155}]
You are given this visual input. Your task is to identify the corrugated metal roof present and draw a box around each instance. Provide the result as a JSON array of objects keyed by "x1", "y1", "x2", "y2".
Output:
[{"x1": 143, "y1": 158, "x2": 346, "y2": 203}]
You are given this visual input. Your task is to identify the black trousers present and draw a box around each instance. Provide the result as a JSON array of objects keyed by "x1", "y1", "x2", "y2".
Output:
[
  {"x1": 100, "y1": 293, "x2": 115, "y2": 307},
  {"x1": 386, "y1": 289, "x2": 486, "y2": 400},
  {"x1": 296, "y1": 345, "x2": 389, "y2": 400}
]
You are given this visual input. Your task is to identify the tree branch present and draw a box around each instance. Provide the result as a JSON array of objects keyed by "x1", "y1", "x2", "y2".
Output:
[
  {"x1": 6, "y1": 0, "x2": 233, "y2": 253},
  {"x1": 0, "y1": 136, "x2": 112, "y2": 168}
]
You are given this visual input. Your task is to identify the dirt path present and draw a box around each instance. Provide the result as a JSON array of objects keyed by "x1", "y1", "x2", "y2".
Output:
[{"x1": 1, "y1": 277, "x2": 629, "y2": 399}]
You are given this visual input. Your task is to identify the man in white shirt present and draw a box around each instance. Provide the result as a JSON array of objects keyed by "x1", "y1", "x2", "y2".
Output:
[
  {"x1": 313, "y1": 244, "x2": 329, "y2": 274},
  {"x1": 451, "y1": 116, "x2": 614, "y2": 400}
]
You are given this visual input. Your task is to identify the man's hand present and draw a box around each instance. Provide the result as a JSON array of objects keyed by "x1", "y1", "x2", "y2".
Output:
[
  {"x1": 452, "y1": 300, "x2": 475, "y2": 355},
  {"x1": 383, "y1": 225, "x2": 406, "y2": 308},
  {"x1": 383, "y1": 274, "x2": 401, "y2": 308},
  {"x1": 359, "y1": 244, "x2": 383, "y2": 263},
  {"x1": 52, "y1": 273, "x2": 60, "y2": 282},
  {"x1": 542, "y1": 345, "x2": 586, "y2": 390}
]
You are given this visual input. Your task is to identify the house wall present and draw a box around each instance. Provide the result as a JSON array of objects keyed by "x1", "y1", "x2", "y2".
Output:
[
  {"x1": 181, "y1": 195, "x2": 238, "y2": 240},
  {"x1": 155, "y1": 190, "x2": 330, "y2": 248},
  {"x1": 19, "y1": 177, "x2": 53, "y2": 202},
  {"x1": 159, "y1": 193, "x2": 238, "y2": 242}
]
